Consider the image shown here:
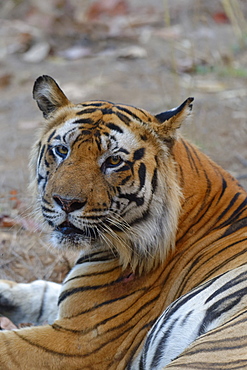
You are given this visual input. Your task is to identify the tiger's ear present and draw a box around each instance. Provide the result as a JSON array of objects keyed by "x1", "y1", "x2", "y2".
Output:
[
  {"x1": 33, "y1": 75, "x2": 70, "y2": 119},
  {"x1": 154, "y1": 97, "x2": 194, "y2": 143}
]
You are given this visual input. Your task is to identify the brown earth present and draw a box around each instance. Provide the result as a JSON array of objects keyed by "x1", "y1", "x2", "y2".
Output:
[{"x1": 0, "y1": 0, "x2": 247, "y2": 283}]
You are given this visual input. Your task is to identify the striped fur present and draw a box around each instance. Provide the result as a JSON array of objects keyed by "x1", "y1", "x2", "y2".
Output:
[
  {"x1": 132, "y1": 264, "x2": 247, "y2": 369},
  {"x1": 165, "y1": 310, "x2": 247, "y2": 369},
  {"x1": 0, "y1": 75, "x2": 246, "y2": 368}
]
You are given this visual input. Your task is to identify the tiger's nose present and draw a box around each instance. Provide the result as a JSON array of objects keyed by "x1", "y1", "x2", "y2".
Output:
[{"x1": 53, "y1": 195, "x2": 87, "y2": 213}]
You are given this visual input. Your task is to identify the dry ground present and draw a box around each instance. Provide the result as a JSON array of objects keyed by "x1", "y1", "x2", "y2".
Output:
[{"x1": 0, "y1": 0, "x2": 247, "y2": 283}]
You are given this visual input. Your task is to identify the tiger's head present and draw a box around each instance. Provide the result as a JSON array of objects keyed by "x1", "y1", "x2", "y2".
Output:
[{"x1": 31, "y1": 75, "x2": 193, "y2": 273}]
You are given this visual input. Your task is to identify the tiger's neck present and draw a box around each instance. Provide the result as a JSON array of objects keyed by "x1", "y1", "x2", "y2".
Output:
[{"x1": 173, "y1": 138, "x2": 247, "y2": 248}]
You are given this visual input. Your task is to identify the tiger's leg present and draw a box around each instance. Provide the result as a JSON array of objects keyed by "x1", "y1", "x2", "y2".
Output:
[
  {"x1": 133, "y1": 264, "x2": 247, "y2": 369},
  {"x1": 0, "y1": 279, "x2": 60, "y2": 326},
  {"x1": 164, "y1": 308, "x2": 247, "y2": 369}
]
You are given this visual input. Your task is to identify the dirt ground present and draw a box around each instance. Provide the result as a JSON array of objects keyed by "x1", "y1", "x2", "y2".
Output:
[{"x1": 0, "y1": 0, "x2": 247, "y2": 283}]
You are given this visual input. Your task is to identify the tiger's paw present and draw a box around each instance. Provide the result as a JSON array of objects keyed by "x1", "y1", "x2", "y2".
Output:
[{"x1": 0, "y1": 279, "x2": 61, "y2": 326}]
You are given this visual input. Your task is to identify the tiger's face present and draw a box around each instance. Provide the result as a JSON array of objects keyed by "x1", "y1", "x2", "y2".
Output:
[{"x1": 32, "y1": 76, "x2": 193, "y2": 272}]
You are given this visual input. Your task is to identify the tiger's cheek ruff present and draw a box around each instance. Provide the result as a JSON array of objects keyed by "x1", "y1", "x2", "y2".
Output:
[{"x1": 107, "y1": 152, "x2": 182, "y2": 272}]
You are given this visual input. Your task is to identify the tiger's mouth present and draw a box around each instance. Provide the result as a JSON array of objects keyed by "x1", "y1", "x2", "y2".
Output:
[{"x1": 55, "y1": 221, "x2": 99, "y2": 240}]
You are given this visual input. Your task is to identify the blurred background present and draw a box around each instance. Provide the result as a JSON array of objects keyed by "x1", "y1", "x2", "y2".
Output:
[{"x1": 0, "y1": 0, "x2": 247, "y2": 283}]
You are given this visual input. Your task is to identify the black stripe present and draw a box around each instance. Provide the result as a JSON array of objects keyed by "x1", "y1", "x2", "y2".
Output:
[
  {"x1": 64, "y1": 266, "x2": 120, "y2": 284},
  {"x1": 120, "y1": 209, "x2": 150, "y2": 227},
  {"x1": 207, "y1": 307, "x2": 247, "y2": 332},
  {"x1": 176, "y1": 168, "x2": 214, "y2": 245},
  {"x1": 115, "y1": 111, "x2": 131, "y2": 126},
  {"x1": 198, "y1": 288, "x2": 247, "y2": 336},
  {"x1": 75, "y1": 251, "x2": 106, "y2": 265},
  {"x1": 56, "y1": 292, "x2": 160, "y2": 354},
  {"x1": 118, "y1": 148, "x2": 130, "y2": 154},
  {"x1": 73, "y1": 117, "x2": 94, "y2": 124},
  {"x1": 162, "y1": 277, "x2": 220, "y2": 325},
  {"x1": 106, "y1": 122, "x2": 123, "y2": 133},
  {"x1": 138, "y1": 163, "x2": 146, "y2": 189},
  {"x1": 181, "y1": 139, "x2": 200, "y2": 176},
  {"x1": 38, "y1": 144, "x2": 46, "y2": 169},
  {"x1": 75, "y1": 108, "x2": 98, "y2": 115},
  {"x1": 151, "y1": 318, "x2": 179, "y2": 368},
  {"x1": 77, "y1": 103, "x2": 106, "y2": 111},
  {"x1": 221, "y1": 217, "x2": 247, "y2": 238},
  {"x1": 37, "y1": 174, "x2": 45, "y2": 184},
  {"x1": 181, "y1": 309, "x2": 194, "y2": 325},
  {"x1": 47, "y1": 130, "x2": 56, "y2": 143},
  {"x1": 36, "y1": 283, "x2": 49, "y2": 322},
  {"x1": 115, "y1": 106, "x2": 143, "y2": 123},
  {"x1": 120, "y1": 175, "x2": 131, "y2": 186},
  {"x1": 200, "y1": 240, "x2": 247, "y2": 283},
  {"x1": 133, "y1": 148, "x2": 145, "y2": 161},
  {"x1": 58, "y1": 276, "x2": 145, "y2": 305},
  {"x1": 47, "y1": 145, "x2": 56, "y2": 161},
  {"x1": 63, "y1": 127, "x2": 77, "y2": 142},
  {"x1": 138, "y1": 108, "x2": 151, "y2": 119},
  {"x1": 58, "y1": 287, "x2": 148, "y2": 322},
  {"x1": 189, "y1": 142, "x2": 204, "y2": 168},
  {"x1": 176, "y1": 239, "x2": 247, "y2": 296},
  {"x1": 140, "y1": 134, "x2": 147, "y2": 141},
  {"x1": 182, "y1": 194, "x2": 216, "y2": 240},
  {"x1": 205, "y1": 270, "x2": 247, "y2": 304},
  {"x1": 215, "y1": 192, "x2": 241, "y2": 224},
  {"x1": 119, "y1": 192, "x2": 145, "y2": 207},
  {"x1": 151, "y1": 168, "x2": 158, "y2": 194},
  {"x1": 96, "y1": 293, "x2": 159, "y2": 336},
  {"x1": 216, "y1": 176, "x2": 227, "y2": 205},
  {"x1": 80, "y1": 130, "x2": 91, "y2": 136},
  {"x1": 41, "y1": 205, "x2": 55, "y2": 214},
  {"x1": 115, "y1": 164, "x2": 131, "y2": 173},
  {"x1": 182, "y1": 335, "x2": 247, "y2": 356},
  {"x1": 12, "y1": 330, "x2": 85, "y2": 357},
  {"x1": 42, "y1": 197, "x2": 51, "y2": 205},
  {"x1": 169, "y1": 359, "x2": 247, "y2": 369},
  {"x1": 125, "y1": 320, "x2": 157, "y2": 370},
  {"x1": 215, "y1": 198, "x2": 247, "y2": 229},
  {"x1": 44, "y1": 158, "x2": 50, "y2": 167},
  {"x1": 100, "y1": 107, "x2": 112, "y2": 115}
]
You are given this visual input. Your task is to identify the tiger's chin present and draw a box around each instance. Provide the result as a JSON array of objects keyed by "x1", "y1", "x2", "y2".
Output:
[
  {"x1": 51, "y1": 232, "x2": 93, "y2": 251},
  {"x1": 51, "y1": 222, "x2": 101, "y2": 252}
]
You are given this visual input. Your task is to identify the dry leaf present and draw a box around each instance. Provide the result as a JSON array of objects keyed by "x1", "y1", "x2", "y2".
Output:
[
  {"x1": 212, "y1": 12, "x2": 229, "y2": 24},
  {"x1": 0, "y1": 216, "x2": 16, "y2": 228},
  {"x1": 87, "y1": 0, "x2": 129, "y2": 20},
  {"x1": 0, "y1": 74, "x2": 12, "y2": 89}
]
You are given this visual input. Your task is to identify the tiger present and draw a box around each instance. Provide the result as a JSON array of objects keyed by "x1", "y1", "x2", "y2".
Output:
[{"x1": 0, "y1": 74, "x2": 246, "y2": 369}]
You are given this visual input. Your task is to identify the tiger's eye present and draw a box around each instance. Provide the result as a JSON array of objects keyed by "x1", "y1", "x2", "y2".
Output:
[
  {"x1": 55, "y1": 145, "x2": 68, "y2": 159},
  {"x1": 109, "y1": 155, "x2": 122, "y2": 166},
  {"x1": 103, "y1": 155, "x2": 123, "y2": 169}
]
